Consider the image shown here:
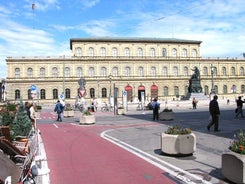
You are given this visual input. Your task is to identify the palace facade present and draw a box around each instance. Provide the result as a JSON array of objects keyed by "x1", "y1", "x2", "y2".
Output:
[{"x1": 5, "y1": 37, "x2": 245, "y2": 104}]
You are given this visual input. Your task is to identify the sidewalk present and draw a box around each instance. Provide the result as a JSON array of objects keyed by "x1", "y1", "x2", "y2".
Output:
[{"x1": 38, "y1": 99, "x2": 242, "y2": 184}]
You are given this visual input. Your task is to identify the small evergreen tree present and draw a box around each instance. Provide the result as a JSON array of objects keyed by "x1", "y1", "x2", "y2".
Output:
[{"x1": 10, "y1": 100, "x2": 32, "y2": 140}]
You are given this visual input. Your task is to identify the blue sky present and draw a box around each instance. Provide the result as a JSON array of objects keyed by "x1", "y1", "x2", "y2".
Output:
[{"x1": 0, "y1": 0, "x2": 244, "y2": 78}]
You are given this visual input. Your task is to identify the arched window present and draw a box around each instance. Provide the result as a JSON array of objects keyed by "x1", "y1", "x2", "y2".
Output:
[
  {"x1": 15, "y1": 68, "x2": 20, "y2": 78},
  {"x1": 112, "y1": 47, "x2": 118, "y2": 57},
  {"x1": 240, "y1": 67, "x2": 244, "y2": 76},
  {"x1": 102, "y1": 87, "x2": 107, "y2": 98},
  {"x1": 162, "y1": 48, "x2": 167, "y2": 57},
  {"x1": 172, "y1": 48, "x2": 177, "y2": 57},
  {"x1": 53, "y1": 89, "x2": 58, "y2": 99},
  {"x1": 192, "y1": 49, "x2": 197, "y2": 57},
  {"x1": 173, "y1": 66, "x2": 178, "y2": 76},
  {"x1": 203, "y1": 67, "x2": 208, "y2": 76},
  {"x1": 52, "y1": 67, "x2": 58, "y2": 77},
  {"x1": 214, "y1": 85, "x2": 219, "y2": 94},
  {"x1": 231, "y1": 67, "x2": 236, "y2": 76},
  {"x1": 76, "y1": 47, "x2": 82, "y2": 57},
  {"x1": 151, "y1": 67, "x2": 156, "y2": 77},
  {"x1": 27, "y1": 89, "x2": 32, "y2": 100},
  {"x1": 241, "y1": 85, "x2": 245, "y2": 93},
  {"x1": 174, "y1": 86, "x2": 179, "y2": 96},
  {"x1": 112, "y1": 67, "x2": 118, "y2": 76},
  {"x1": 40, "y1": 67, "x2": 45, "y2": 77},
  {"x1": 77, "y1": 67, "x2": 82, "y2": 77},
  {"x1": 138, "y1": 67, "x2": 144, "y2": 76},
  {"x1": 89, "y1": 67, "x2": 95, "y2": 77},
  {"x1": 222, "y1": 67, "x2": 227, "y2": 76},
  {"x1": 125, "y1": 48, "x2": 130, "y2": 57},
  {"x1": 231, "y1": 85, "x2": 236, "y2": 93},
  {"x1": 15, "y1": 89, "x2": 20, "y2": 100},
  {"x1": 65, "y1": 67, "x2": 70, "y2": 77},
  {"x1": 125, "y1": 67, "x2": 130, "y2": 76},
  {"x1": 162, "y1": 67, "x2": 168, "y2": 76},
  {"x1": 65, "y1": 88, "x2": 70, "y2": 98},
  {"x1": 100, "y1": 47, "x2": 106, "y2": 56},
  {"x1": 182, "y1": 49, "x2": 187, "y2": 57},
  {"x1": 100, "y1": 67, "x2": 106, "y2": 76},
  {"x1": 150, "y1": 48, "x2": 155, "y2": 57},
  {"x1": 204, "y1": 85, "x2": 209, "y2": 95},
  {"x1": 223, "y1": 85, "x2": 227, "y2": 94},
  {"x1": 89, "y1": 47, "x2": 94, "y2": 57},
  {"x1": 163, "y1": 86, "x2": 168, "y2": 96},
  {"x1": 90, "y1": 88, "x2": 95, "y2": 98},
  {"x1": 27, "y1": 68, "x2": 33, "y2": 77},
  {"x1": 40, "y1": 89, "x2": 46, "y2": 99},
  {"x1": 138, "y1": 48, "x2": 143, "y2": 57},
  {"x1": 183, "y1": 66, "x2": 188, "y2": 76}
]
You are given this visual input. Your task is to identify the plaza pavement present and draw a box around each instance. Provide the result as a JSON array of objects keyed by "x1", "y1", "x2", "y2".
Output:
[{"x1": 38, "y1": 98, "x2": 243, "y2": 184}]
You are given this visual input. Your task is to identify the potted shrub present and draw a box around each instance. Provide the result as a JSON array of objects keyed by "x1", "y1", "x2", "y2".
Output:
[
  {"x1": 79, "y1": 110, "x2": 95, "y2": 125},
  {"x1": 161, "y1": 125, "x2": 196, "y2": 155},
  {"x1": 159, "y1": 108, "x2": 174, "y2": 121},
  {"x1": 63, "y1": 103, "x2": 74, "y2": 117},
  {"x1": 222, "y1": 129, "x2": 245, "y2": 183}
]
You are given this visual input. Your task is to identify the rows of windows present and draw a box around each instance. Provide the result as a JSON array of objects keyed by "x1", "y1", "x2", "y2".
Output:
[
  {"x1": 14, "y1": 84, "x2": 245, "y2": 100},
  {"x1": 75, "y1": 47, "x2": 198, "y2": 58},
  {"x1": 14, "y1": 66, "x2": 245, "y2": 78}
]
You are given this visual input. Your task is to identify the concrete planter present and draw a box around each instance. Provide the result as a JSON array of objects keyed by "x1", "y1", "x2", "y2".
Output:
[
  {"x1": 222, "y1": 150, "x2": 245, "y2": 184},
  {"x1": 161, "y1": 133, "x2": 196, "y2": 155},
  {"x1": 63, "y1": 111, "x2": 74, "y2": 117},
  {"x1": 79, "y1": 115, "x2": 95, "y2": 125},
  {"x1": 117, "y1": 108, "x2": 126, "y2": 115},
  {"x1": 159, "y1": 112, "x2": 174, "y2": 121}
]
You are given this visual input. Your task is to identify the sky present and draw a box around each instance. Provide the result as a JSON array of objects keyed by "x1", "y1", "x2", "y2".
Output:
[{"x1": 0, "y1": 0, "x2": 244, "y2": 78}]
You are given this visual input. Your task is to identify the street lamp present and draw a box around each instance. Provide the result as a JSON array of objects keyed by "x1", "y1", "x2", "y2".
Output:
[
  {"x1": 109, "y1": 74, "x2": 112, "y2": 107},
  {"x1": 210, "y1": 64, "x2": 215, "y2": 94},
  {"x1": 97, "y1": 80, "x2": 100, "y2": 98}
]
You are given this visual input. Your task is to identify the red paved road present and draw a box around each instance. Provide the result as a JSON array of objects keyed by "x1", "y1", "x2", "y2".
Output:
[{"x1": 39, "y1": 123, "x2": 176, "y2": 184}]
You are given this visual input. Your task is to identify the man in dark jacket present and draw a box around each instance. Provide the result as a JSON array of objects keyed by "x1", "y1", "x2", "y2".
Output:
[
  {"x1": 235, "y1": 96, "x2": 245, "y2": 119},
  {"x1": 152, "y1": 98, "x2": 160, "y2": 120},
  {"x1": 207, "y1": 95, "x2": 220, "y2": 132}
]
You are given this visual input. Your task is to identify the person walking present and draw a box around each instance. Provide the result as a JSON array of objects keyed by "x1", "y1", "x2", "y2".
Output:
[
  {"x1": 192, "y1": 97, "x2": 198, "y2": 109},
  {"x1": 207, "y1": 95, "x2": 220, "y2": 132},
  {"x1": 54, "y1": 100, "x2": 64, "y2": 122},
  {"x1": 152, "y1": 98, "x2": 160, "y2": 120},
  {"x1": 235, "y1": 96, "x2": 245, "y2": 119},
  {"x1": 29, "y1": 103, "x2": 37, "y2": 131}
]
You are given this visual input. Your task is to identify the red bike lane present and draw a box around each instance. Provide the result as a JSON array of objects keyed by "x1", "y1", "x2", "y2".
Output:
[{"x1": 39, "y1": 122, "x2": 176, "y2": 184}]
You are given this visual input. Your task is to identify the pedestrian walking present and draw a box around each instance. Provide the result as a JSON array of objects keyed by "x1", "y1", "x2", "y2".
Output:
[
  {"x1": 54, "y1": 100, "x2": 64, "y2": 122},
  {"x1": 192, "y1": 97, "x2": 198, "y2": 109},
  {"x1": 152, "y1": 98, "x2": 160, "y2": 120},
  {"x1": 29, "y1": 103, "x2": 37, "y2": 131},
  {"x1": 235, "y1": 96, "x2": 245, "y2": 119},
  {"x1": 207, "y1": 95, "x2": 220, "y2": 132}
]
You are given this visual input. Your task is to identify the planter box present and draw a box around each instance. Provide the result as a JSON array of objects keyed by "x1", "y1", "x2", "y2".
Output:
[
  {"x1": 222, "y1": 150, "x2": 245, "y2": 184},
  {"x1": 63, "y1": 111, "x2": 74, "y2": 117},
  {"x1": 161, "y1": 133, "x2": 196, "y2": 155},
  {"x1": 0, "y1": 126, "x2": 11, "y2": 141},
  {"x1": 79, "y1": 115, "x2": 95, "y2": 125},
  {"x1": 117, "y1": 109, "x2": 126, "y2": 115},
  {"x1": 159, "y1": 112, "x2": 174, "y2": 121}
]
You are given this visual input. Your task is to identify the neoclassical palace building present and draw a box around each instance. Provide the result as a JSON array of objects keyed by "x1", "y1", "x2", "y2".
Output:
[{"x1": 5, "y1": 37, "x2": 245, "y2": 104}]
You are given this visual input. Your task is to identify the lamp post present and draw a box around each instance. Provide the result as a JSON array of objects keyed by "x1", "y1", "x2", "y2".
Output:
[
  {"x1": 109, "y1": 74, "x2": 112, "y2": 107},
  {"x1": 97, "y1": 80, "x2": 100, "y2": 98},
  {"x1": 210, "y1": 64, "x2": 215, "y2": 94}
]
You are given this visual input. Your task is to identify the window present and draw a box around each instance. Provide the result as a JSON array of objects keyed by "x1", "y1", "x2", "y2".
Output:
[
  {"x1": 27, "y1": 68, "x2": 33, "y2": 77},
  {"x1": 240, "y1": 67, "x2": 244, "y2": 76},
  {"x1": 89, "y1": 47, "x2": 94, "y2": 57},
  {"x1": 223, "y1": 85, "x2": 227, "y2": 94},
  {"x1": 100, "y1": 47, "x2": 106, "y2": 56},
  {"x1": 183, "y1": 66, "x2": 188, "y2": 76},
  {"x1": 172, "y1": 48, "x2": 177, "y2": 57},
  {"x1": 40, "y1": 67, "x2": 45, "y2": 77},
  {"x1": 192, "y1": 49, "x2": 197, "y2": 57},
  {"x1": 174, "y1": 86, "x2": 179, "y2": 96},
  {"x1": 222, "y1": 67, "x2": 227, "y2": 76},
  {"x1": 100, "y1": 67, "x2": 106, "y2": 76},
  {"x1": 77, "y1": 67, "x2": 82, "y2": 77},
  {"x1": 162, "y1": 67, "x2": 168, "y2": 76},
  {"x1": 182, "y1": 49, "x2": 187, "y2": 57},
  {"x1": 204, "y1": 85, "x2": 209, "y2": 95},
  {"x1": 138, "y1": 48, "x2": 143, "y2": 57},
  {"x1": 162, "y1": 48, "x2": 167, "y2": 57},
  {"x1": 125, "y1": 48, "x2": 130, "y2": 57},
  {"x1": 241, "y1": 85, "x2": 245, "y2": 93},
  {"x1": 76, "y1": 47, "x2": 82, "y2": 57},
  {"x1": 138, "y1": 67, "x2": 144, "y2": 76},
  {"x1": 15, "y1": 68, "x2": 20, "y2": 78},
  {"x1": 52, "y1": 67, "x2": 58, "y2": 77},
  {"x1": 151, "y1": 67, "x2": 156, "y2": 77},
  {"x1": 231, "y1": 67, "x2": 235, "y2": 76},
  {"x1": 150, "y1": 48, "x2": 155, "y2": 57},
  {"x1": 125, "y1": 67, "x2": 130, "y2": 77},
  {"x1": 40, "y1": 89, "x2": 46, "y2": 99},
  {"x1": 65, "y1": 67, "x2": 70, "y2": 77},
  {"x1": 90, "y1": 88, "x2": 95, "y2": 98},
  {"x1": 53, "y1": 89, "x2": 58, "y2": 99},
  {"x1": 27, "y1": 89, "x2": 32, "y2": 100},
  {"x1": 214, "y1": 85, "x2": 218, "y2": 94},
  {"x1": 163, "y1": 86, "x2": 168, "y2": 96},
  {"x1": 65, "y1": 88, "x2": 70, "y2": 98},
  {"x1": 102, "y1": 87, "x2": 107, "y2": 98},
  {"x1": 112, "y1": 47, "x2": 118, "y2": 57},
  {"x1": 15, "y1": 89, "x2": 20, "y2": 100},
  {"x1": 112, "y1": 67, "x2": 118, "y2": 76},
  {"x1": 231, "y1": 85, "x2": 236, "y2": 93},
  {"x1": 89, "y1": 67, "x2": 95, "y2": 77},
  {"x1": 173, "y1": 66, "x2": 178, "y2": 76},
  {"x1": 203, "y1": 67, "x2": 208, "y2": 76}
]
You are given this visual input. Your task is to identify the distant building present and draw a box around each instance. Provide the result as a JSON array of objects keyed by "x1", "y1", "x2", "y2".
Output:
[{"x1": 5, "y1": 37, "x2": 245, "y2": 104}]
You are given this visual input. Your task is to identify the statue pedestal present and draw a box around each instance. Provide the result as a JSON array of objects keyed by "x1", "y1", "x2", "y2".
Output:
[{"x1": 186, "y1": 93, "x2": 208, "y2": 100}]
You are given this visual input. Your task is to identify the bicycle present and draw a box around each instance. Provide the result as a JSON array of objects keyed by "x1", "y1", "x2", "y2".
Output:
[{"x1": 101, "y1": 104, "x2": 114, "y2": 112}]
